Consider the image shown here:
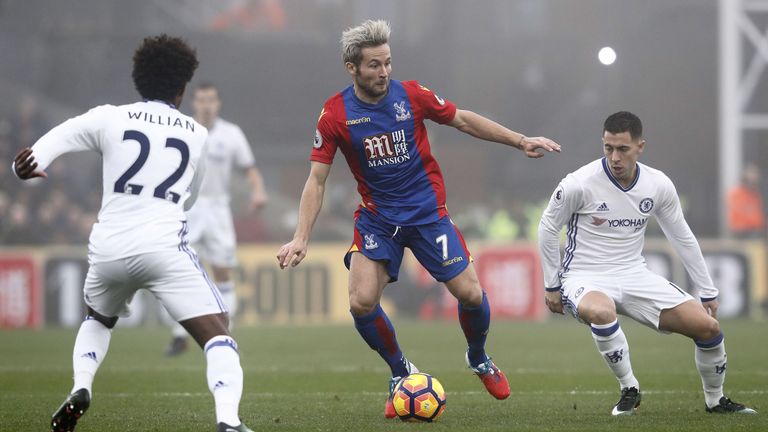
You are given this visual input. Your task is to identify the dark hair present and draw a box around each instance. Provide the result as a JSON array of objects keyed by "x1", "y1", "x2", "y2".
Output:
[
  {"x1": 603, "y1": 111, "x2": 643, "y2": 140},
  {"x1": 132, "y1": 34, "x2": 199, "y2": 102},
  {"x1": 195, "y1": 81, "x2": 215, "y2": 90},
  {"x1": 194, "y1": 81, "x2": 218, "y2": 95}
]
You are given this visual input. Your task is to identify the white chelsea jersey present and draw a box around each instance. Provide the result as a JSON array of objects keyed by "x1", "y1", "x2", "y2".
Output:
[
  {"x1": 28, "y1": 101, "x2": 208, "y2": 262},
  {"x1": 196, "y1": 117, "x2": 255, "y2": 205},
  {"x1": 538, "y1": 158, "x2": 717, "y2": 299}
]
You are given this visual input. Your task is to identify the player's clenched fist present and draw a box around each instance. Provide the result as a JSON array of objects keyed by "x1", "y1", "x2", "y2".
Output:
[
  {"x1": 12, "y1": 147, "x2": 47, "y2": 180},
  {"x1": 277, "y1": 239, "x2": 308, "y2": 269},
  {"x1": 544, "y1": 290, "x2": 565, "y2": 315}
]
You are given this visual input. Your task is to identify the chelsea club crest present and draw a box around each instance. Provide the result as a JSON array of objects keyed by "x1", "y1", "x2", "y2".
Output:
[{"x1": 639, "y1": 198, "x2": 654, "y2": 214}]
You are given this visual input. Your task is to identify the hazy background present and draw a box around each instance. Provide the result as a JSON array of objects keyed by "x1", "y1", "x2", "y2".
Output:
[{"x1": 0, "y1": 0, "x2": 766, "y2": 244}]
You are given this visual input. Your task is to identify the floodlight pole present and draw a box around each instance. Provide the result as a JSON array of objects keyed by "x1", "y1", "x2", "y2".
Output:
[{"x1": 719, "y1": 0, "x2": 768, "y2": 236}]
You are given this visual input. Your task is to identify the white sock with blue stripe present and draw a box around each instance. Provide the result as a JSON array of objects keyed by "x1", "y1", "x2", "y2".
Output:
[
  {"x1": 71, "y1": 318, "x2": 112, "y2": 394},
  {"x1": 591, "y1": 319, "x2": 639, "y2": 390},
  {"x1": 205, "y1": 335, "x2": 243, "y2": 426},
  {"x1": 695, "y1": 332, "x2": 726, "y2": 408}
]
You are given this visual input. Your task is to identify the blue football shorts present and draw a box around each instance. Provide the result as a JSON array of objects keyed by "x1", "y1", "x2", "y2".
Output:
[{"x1": 344, "y1": 208, "x2": 472, "y2": 283}]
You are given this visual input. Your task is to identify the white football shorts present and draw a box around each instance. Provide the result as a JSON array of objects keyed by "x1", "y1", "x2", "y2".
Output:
[
  {"x1": 560, "y1": 267, "x2": 694, "y2": 332},
  {"x1": 185, "y1": 203, "x2": 237, "y2": 268},
  {"x1": 83, "y1": 248, "x2": 228, "y2": 321}
]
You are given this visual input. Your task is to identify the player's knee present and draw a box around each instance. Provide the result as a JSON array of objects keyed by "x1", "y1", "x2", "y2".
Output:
[
  {"x1": 698, "y1": 318, "x2": 721, "y2": 341},
  {"x1": 349, "y1": 295, "x2": 377, "y2": 316},
  {"x1": 456, "y1": 287, "x2": 482, "y2": 308},
  {"x1": 584, "y1": 306, "x2": 616, "y2": 325}
]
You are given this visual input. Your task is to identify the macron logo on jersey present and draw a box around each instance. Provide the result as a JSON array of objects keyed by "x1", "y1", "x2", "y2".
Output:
[{"x1": 363, "y1": 129, "x2": 410, "y2": 167}]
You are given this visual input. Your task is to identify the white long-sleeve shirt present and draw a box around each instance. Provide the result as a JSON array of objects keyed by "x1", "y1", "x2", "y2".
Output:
[
  {"x1": 537, "y1": 158, "x2": 718, "y2": 300},
  {"x1": 21, "y1": 101, "x2": 208, "y2": 262},
  {"x1": 196, "y1": 117, "x2": 255, "y2": 206}
]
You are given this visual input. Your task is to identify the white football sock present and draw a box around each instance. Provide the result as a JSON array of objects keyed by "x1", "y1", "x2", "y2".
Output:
[
  {"x1": 695, "y1": 332, "x2": 726, "y2": 408},
  {"x1": 591, "y1": 320, "x2": 639, "y2": 390},
  {"x1": 205, "y1": 335, "x2": 243, "y2": 426},
  {"x1": 71, "y1": 318, "x2": 112, "y2": 394}
]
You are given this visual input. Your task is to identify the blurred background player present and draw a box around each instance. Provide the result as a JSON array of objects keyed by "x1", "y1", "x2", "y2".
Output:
[
  {"x1": 277, "y1": 19, "x2": 561, "y2": 418},
  {"x1": 165, "y1": 82, "x2": 268, "y2": 357},
  {"x1": 726, "y1": 163, "x2": 765, "y2": 239},
  {"x1": 538, "y1": 111, "x2": 757, "y2": 416},
  {"x1": 12, "y1": 35, "x2": 252, "y2": 432}
]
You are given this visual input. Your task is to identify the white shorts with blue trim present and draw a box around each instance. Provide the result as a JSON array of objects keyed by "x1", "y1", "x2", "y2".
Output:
[
  {"x1": 185, "y1": 202, "x2": 237, "y2": 268},
  {"x1": 83, "y1": 248, "x2": 228, "y2": 322},
  {"x1": 560, "y1": 267, "x2": 694, "y2": 332}
]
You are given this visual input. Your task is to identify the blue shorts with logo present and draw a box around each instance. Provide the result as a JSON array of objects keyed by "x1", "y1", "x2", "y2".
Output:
[{"x1": 344, "y1": 208, "x2": 472, "y2": 283}]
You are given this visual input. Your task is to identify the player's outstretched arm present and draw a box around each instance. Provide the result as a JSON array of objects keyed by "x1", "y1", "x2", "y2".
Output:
[
  {"x1": 12, "y1": 148, "x2": 48, "y2": 180},
  {"x1": 277, "y1": 161, "x2": 331, "y2": 269},
  {"x1": 448, "y1": 109, "x2": 561, "y2": 158},
  {"x1": 12, "y1": 107, "x2": 104, "y2": 181}
]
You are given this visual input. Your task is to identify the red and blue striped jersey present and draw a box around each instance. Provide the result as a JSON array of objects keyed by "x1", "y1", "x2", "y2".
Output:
[{"x1": 311, "y1": 80, "x2": 456, "y2": 225}]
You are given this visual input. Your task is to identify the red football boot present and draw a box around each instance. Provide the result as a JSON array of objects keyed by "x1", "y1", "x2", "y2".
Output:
[
  {"x1": 384, "y1": 361, "x2": 419, "y2": 418},
  {"x1": 466, "y1": 352, "x2": 510, "y2": 400}
]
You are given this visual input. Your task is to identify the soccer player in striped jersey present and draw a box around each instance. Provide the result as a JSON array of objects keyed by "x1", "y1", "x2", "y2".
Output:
[
  {"x1": 277, "y1": 19, "x2": 560, "y2": 418},
  {"x1": 12, "y1": 35, "x2": 252, "y2": 432},
  {"x1": 538, "y1": 111, "x2": 756, "y2": 416}
]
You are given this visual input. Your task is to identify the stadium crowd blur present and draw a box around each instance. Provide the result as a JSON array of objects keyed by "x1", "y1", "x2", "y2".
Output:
[
  {"x1": 0, "y1": 97, "x2": 99, "y2": 245},
  {"x1": 727, "y1": 164, "x2": 766, "y2": 239}
]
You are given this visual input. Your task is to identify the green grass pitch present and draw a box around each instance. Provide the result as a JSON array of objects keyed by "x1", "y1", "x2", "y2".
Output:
[{"x1": 1, "y1": 319, "x2": 765, "y2": 431}]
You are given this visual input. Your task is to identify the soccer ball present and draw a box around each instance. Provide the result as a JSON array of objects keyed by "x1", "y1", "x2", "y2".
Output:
[{"x1": 392, "y1": 373, "x2": 446, "y2": 422}]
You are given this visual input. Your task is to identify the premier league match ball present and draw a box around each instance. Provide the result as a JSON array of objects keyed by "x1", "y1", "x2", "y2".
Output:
[{"x1": 392, "y1": 373, "x2": 446, "y2": 422}]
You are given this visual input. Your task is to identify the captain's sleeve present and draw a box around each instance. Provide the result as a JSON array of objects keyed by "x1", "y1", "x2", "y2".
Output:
[
  {"x1": 309, "y1": 105, "x2": 339, "y2": 165},
  {"x1": 410, "y1": 81, "x2": 457, "y2": 124},
  {"x1": 655, "y1": 176, "x2": 718, "y2": 300},
  {"x1": 538, "y1": 176, "x2": 583, "y2": 291},
  {"x1": 24, "y1": 106, "x2": 107, "y2": 175}
]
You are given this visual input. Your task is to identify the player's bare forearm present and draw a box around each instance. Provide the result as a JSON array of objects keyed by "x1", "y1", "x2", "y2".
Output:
[
  {"x1": 277, "y1": 162, "x2": 331, "y2": 269},
  {"x1": 450, "y1": 109, "x2": 524, "y2": 148},
  {"x1": 449, "y1": 109, "x2": 561, "y2": 158},
  {"x1": 246, "y1": 166, "x2": 268, "y2": 209},
  {"x1": 293, "y1": 175, "x2": 325, "y2": 242}
]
